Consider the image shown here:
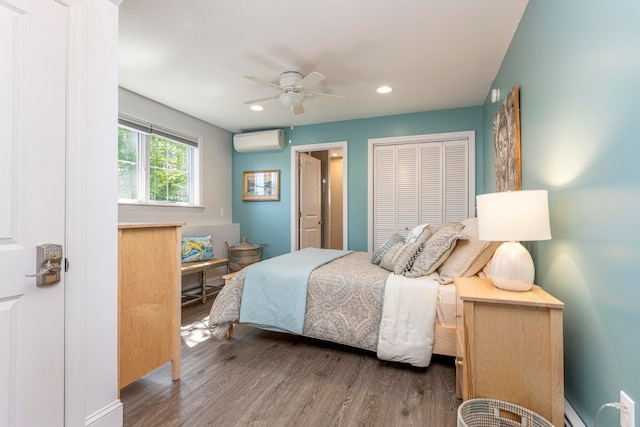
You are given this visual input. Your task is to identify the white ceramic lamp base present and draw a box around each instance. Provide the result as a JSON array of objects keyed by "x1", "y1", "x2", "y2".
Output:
[{"x1": 490, "y1": 241, "x2": 535, "y2": 291}]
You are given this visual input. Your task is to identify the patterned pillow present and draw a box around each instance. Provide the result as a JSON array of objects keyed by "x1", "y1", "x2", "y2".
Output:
[
  {"x1": 371, "y1": 234, "x2": 405, "y2": 265},
  {"x1": 379, "y1": 241, "x2": 405, "y2": 272},
  {"x1": 181, "y1": 234, "x2": 214, "y2": 262},
  {"x1": 404, "y1": 222, "x2": 467, "y2": 278},
  {"x1": 393, "y1": 242, "x2": 425, "y2": 275},
  {"x1": 392, "y1": 227, "x2": 434, "y2": 274}
]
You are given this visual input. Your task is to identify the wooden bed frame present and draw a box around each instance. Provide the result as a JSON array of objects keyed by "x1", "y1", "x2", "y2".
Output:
[
  {"x1": 224, "y1": 323, "x2": 458, "y2": 358},
  {"x1": 433, "y1": 325, "x2": 457, "y2": 357}
]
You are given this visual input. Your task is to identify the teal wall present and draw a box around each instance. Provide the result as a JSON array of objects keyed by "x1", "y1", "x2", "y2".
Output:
[
  {"x1": 484, "y1": 1, "x2": 640, "y2": 425},
  {"x1": 232, "y1": 107, "x2": 483, "y2": 258}
]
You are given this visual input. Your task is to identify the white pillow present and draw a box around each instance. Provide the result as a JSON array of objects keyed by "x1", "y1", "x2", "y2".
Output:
[{"x1": 406, "y1": 223, "x2": 430, "y2": 243}]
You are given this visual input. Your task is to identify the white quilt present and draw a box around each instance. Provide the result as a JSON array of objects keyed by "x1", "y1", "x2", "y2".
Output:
[{"x1": 376, "y1": 272, "x2": 440, "y2": 367}]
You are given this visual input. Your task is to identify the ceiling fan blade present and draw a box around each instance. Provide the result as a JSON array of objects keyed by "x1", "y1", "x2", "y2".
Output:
[
  {"x1": 297, "y1": 71, "x2": 325, "y2": 89},
  {"x1": 305, "y1": 92, "x2": 345, "y2": 100},
  {"x1": 243, "y1": 75, "x2": 281, "y2": 90},
  {"x1": 293, "y1": 104, "x2": 305, "y2": 115},
  {"x1": 243, "y1": 95, "x2": 279, "y2": 105}
]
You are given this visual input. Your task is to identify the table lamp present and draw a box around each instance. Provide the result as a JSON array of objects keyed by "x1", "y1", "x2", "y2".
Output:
[{"x1": 476, "y1": 190, "x2": 551, "y2": 291}]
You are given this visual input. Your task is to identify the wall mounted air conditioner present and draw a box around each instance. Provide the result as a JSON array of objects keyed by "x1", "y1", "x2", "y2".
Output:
[{"x1": 233, "y1": 129, "x2": 285, "y2": 153}]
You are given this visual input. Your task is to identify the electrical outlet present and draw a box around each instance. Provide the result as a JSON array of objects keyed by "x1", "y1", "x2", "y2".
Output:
[{"x1": 621, "y1": 391, "x2": 635, "y2": 427}]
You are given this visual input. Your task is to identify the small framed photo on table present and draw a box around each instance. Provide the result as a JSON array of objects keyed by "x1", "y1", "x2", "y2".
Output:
[{"x1": 242, "y1": 170, "x2": 280, "y2": 202}]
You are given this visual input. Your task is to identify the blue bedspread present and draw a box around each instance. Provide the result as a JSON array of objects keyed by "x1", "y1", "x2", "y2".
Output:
[{"x1": 239, "y1": 247, "x2": 352, "y2": 334}]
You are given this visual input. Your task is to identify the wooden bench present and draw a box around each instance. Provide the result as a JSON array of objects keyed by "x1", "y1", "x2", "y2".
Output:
[{"x1": 180, "y1": 258, "x2": 229, "y2": 306}]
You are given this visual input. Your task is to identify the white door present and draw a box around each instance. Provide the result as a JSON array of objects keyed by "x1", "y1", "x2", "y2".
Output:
[
  {"x1": 0, "y1": 0, "x2": 67, "y2": 425},
  {"x1": 299, "y1": 153, "x2": 322, "y2": 249}
]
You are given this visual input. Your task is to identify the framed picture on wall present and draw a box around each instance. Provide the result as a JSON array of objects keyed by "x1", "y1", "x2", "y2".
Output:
[
  {"x1": 242, "y1": 170, "x2": 280, "y2": 202},
  {"x1": 493, "y1": 85, "x2": 522, "y2": 192}
]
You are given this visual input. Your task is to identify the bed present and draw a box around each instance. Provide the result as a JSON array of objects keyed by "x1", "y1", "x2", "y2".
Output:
[{"x1": 208, "y1": 219, "x2": 498, "y2": 368}]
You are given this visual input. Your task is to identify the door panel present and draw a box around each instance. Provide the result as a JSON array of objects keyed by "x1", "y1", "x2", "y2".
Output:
[
  {"x1": 373, "y1": 145, "x2": 396, "y2": 250},
  {"x1": 329, "y1": 157, "x2": 343, "y2": 250},
  {"x1": 299, "y1": 153, "x2": 322, "y2": 249},
  {"x1": 0, "y1": 0, "x2": 67, "y2": 425}
]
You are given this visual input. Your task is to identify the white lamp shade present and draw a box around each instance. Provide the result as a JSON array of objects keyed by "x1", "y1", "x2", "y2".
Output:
[
  {"x1": 476, "y1": 190, "x2": 551, "y2": 242},
  {"x1": 476, "y1": 190, "x2": 551, "y2": 292}
]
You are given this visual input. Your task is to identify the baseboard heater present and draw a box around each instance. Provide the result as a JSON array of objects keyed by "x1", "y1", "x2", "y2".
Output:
[{"x1": 565, "y1": 398, "x2": 586, "y2": 427}]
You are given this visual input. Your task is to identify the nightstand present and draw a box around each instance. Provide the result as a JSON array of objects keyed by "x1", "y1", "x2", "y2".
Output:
[{"x1": 454, "y1": 277, "x2": 564, "y2": 426}]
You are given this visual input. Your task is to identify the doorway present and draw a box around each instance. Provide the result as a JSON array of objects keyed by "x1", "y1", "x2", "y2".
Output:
[{"x1": 291, "y1": 142, "x2": 348, "y2": 252}]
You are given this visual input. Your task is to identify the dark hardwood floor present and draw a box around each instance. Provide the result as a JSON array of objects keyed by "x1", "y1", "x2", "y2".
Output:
[{"x1": 120, "y1": 298, "x2": 461, "y2": 426}]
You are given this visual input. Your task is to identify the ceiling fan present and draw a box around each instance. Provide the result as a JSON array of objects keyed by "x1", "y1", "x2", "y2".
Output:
[{"x1": 243, "y1": 71, "x2": 344, "y2": 115}]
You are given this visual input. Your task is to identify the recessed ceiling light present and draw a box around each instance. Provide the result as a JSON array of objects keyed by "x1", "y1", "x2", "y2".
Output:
[
  {"x1": 377, "y1": 86, "x2": 392, "y2": 94},
  {"x1": 250, "y1": 105, "x2": 264, "y2": 111}
]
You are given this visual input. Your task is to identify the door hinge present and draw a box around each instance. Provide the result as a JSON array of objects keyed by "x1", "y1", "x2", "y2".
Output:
[{"x1": 64, "y1": 258, "x2": 70, "y2": 272}]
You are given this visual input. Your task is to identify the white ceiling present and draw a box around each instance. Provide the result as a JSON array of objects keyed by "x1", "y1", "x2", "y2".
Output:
[{"x1": 118, "y1": 0, "x2": 528, "y2": 133}]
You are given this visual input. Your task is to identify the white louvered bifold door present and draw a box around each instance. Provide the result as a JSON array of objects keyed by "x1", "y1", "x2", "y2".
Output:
[
  {"x1": 419, "y1": 142, "x2": 443, "y2": 225},
  {"x1": 396, "y1": 144, "x2": 419, "y2": 238},
  {"x1": 373, "y1": 145, "x2": 397, "y2": 249},
  {"x1": 443, "y1": 139, "x2": 469, "y2": 222},
  {"x1": 372, "y1": 137, "x2": 470, "y2": 252}
]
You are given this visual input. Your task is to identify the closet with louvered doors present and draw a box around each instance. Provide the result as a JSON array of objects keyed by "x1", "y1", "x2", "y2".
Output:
[{"x1": 371, "y1": 134, "x2": 474, "y2": 252}]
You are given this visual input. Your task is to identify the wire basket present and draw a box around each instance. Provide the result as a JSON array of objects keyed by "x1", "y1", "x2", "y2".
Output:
[{"x1": 458, "y1": 399, "x2": 554, "y2": 427}]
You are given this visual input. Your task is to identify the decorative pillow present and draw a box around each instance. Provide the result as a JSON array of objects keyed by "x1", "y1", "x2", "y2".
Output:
[
  {"x1": 478, "y1": 258, "x2": 493, "y2": 280},
  {"x1": 379, "y1": 241, "x2": 405, "y2": 272},
  {"x1": 437, "y1": 218, "x2": 501, "y2": 285},
  {"x1": 181, "y1": 234, "x2": 214, "y2": 262},
  {"x1": 392, "y1": 227, "x2": 434, "y2": 274},
  {"x1": 404, "y1": 222, "x2": 467, "y2": 278},
  {"x1": 406, "y1": 223, "x2": 430, "y2": 243},
  {"x1": 371, "y1": 234, "x2": 405, "y2": 265}
]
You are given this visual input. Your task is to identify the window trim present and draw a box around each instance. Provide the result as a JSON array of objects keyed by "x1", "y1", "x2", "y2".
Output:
[{"x1": 118, "y1": 113, "x2": 202, "y2": 207}]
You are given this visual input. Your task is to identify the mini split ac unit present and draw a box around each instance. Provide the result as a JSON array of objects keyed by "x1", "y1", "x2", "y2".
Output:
[{"x1": 233, "y1": 129, "x2": 285, "y2": 153}]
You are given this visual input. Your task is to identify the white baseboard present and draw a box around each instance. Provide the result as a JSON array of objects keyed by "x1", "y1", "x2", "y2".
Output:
[
  {"x1": 565, "y1": 398, "x2": 586, "y2": 427},
  {"x1": 85, "y1": 400, "x2": 123, "y2": 427}
]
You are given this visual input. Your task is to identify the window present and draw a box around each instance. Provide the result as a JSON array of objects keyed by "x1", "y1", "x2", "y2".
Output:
[{"x1": 118, "y1": 115, "x2": 200, "y2": 206}]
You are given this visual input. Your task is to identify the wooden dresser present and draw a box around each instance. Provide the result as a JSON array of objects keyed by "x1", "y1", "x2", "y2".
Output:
[
  {"x1": 454, "y1": 277, "x2": 564, "y2": 426},
  {"x1": 118, "y1": 222, "x2": 184, "y2": 389}
]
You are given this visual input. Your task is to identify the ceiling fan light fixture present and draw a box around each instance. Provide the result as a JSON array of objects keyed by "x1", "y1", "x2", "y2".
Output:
[
  {"x1": 243, "y1": 70, "x2": 343, "y2": 115},
  {"x1": 249, "y1": 105, "x2": 264, "y2": 111},
  {"x1": 279, "y1": 90, "x2": 305, "y2": 108},
  {"x1": 377, "y1": 86, "x2": 393, "y2": 94}
]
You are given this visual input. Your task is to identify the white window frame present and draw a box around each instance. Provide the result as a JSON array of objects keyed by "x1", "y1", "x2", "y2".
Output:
[{"x1": 118, "y1": 113, "x2": 202, "y2": 207}]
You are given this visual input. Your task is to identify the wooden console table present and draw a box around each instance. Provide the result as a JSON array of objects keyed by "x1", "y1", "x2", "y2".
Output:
[{"x1": 118, "y1": 222, "x2": 183, "y2": 390}]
